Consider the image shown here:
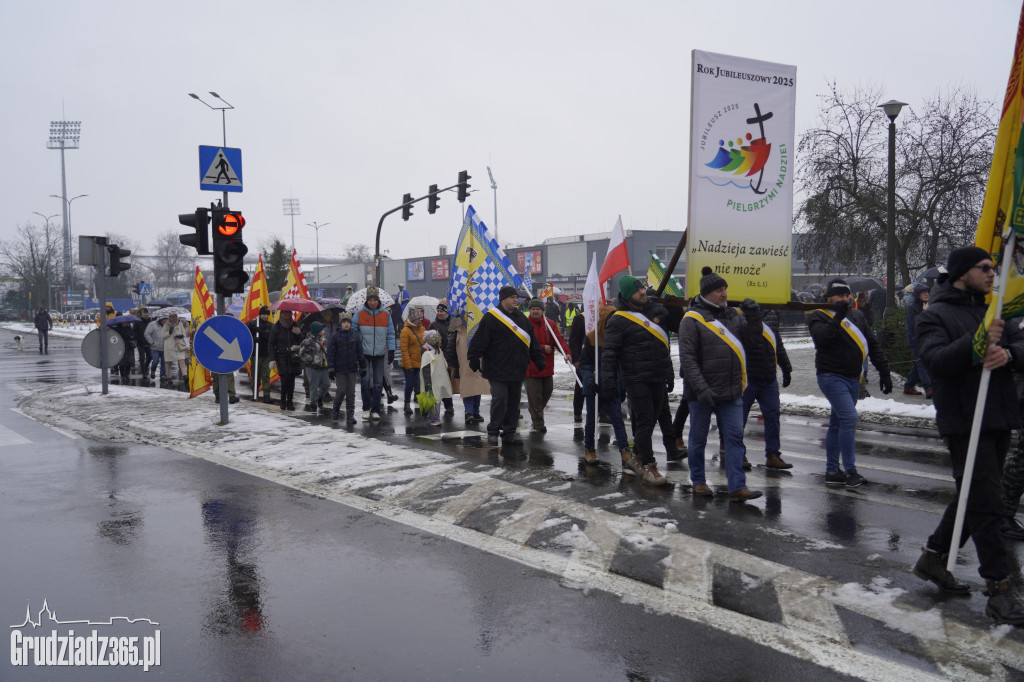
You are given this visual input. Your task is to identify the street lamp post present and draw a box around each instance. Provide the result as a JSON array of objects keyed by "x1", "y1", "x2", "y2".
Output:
[
  {"x1": 32, "y1": 212, "x2": 59, "y2": 310},
  {"x1": 188, "y1": 92, "x2": 234, "y2": 214},
  {"x1": 307, "y1": 221, "x2": 329, "y2": 292},
  {"x1": 50, "y1": 193, "x2": 87, "y2": 289},
  {"x1": 878, "y1": 99, "x2": 907, "y2": 315},
  {"x1": 46, "y1": 120, "x2": 81, "y2": 295},
  {"x1": 486, "y1": 166, "x2": 498, "y2": 242},
  {"x1": 283, "y1": 198, "x2": 301, "y2": 253}
]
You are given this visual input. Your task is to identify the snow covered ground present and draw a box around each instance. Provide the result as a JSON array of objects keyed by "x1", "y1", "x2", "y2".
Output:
[{"x1": 4, "y1": 321, "x2": 937, "y2": 428}]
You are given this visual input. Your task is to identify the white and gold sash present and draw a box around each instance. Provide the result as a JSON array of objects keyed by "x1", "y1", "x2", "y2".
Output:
[
  {"x1": 684, "y1": 310, "x2": 747, "y2": 390},
  {"x1": 488, "y1": 307, "x2": 531, "y2": 348},
  {"x1": 614, "y1": 311, "x2": 669, "y2": 348},
  {"x1": 818, "y1": 309, "x2": 867, "y2": 363},
  {"x1": 762, "y1": 325, "x2": 777, "y2": 360}
]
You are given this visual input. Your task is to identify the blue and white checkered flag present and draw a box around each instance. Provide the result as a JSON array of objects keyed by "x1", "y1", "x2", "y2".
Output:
[{"x1": 447, "y1": 205, "x2": 523, "y2": 341}]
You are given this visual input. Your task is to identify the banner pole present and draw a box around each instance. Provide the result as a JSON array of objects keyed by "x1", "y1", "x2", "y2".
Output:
[{"x1": 946, "y1": 229, "x2": 1015, "y2": 572}]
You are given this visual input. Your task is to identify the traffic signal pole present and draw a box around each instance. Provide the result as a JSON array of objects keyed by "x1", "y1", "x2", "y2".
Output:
[{"x1": 374, "y1": 182, "x2": 461, "y2": 289}]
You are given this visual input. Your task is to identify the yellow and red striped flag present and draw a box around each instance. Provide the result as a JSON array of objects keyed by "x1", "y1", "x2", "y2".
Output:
[
  {"x1": 240, "y1": 255, "x2": 279, "y2": 390},
  {"x1": 538, "y1": 283, "x2": 554, "y2": 300},
  {"x1": 972, "y1": 1, "x2": 1024, "y2": 362},
  {"x1": 188, "y1": 266, "x2": 215, "y2": 398}
]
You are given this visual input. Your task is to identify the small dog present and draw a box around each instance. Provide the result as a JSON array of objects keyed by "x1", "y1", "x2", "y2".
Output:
[{"x1": 13, "y1": 335, "x2": 23, "y2": 352}]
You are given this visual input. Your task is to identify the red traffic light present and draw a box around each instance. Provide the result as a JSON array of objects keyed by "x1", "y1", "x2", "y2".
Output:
[{"x1": 217, "y1": 212, "x2": 245, "y2": 236}]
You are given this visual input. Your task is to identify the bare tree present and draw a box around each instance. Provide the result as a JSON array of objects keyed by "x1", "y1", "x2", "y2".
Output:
[
  {"x1": 796, "y1": 82, "x2": 996, "y2": 286},
  {"x1": 150, "y1": 230, "x2": 197, "y2": 290},
  {"x1": 0, "y1": 221, "x2": 62, "y2": 311},
  {"x1": 340, "y1": 243, "x2": 373, "y2": 264}
]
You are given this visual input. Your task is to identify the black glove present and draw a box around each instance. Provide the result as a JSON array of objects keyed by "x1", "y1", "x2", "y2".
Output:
[
  {"x1": 697, "y1": 386, "x2": 715, "y2": 406},
  {"x1": 740, "y1": 298, "x2": 759, "y2": 314},
  {"x1": 360, "y1": 367, "x2": 367, "y2": 378},
  {"x1": 880, "y1": 372, "x2": 893, "y2": 395},
  {"x1": 782, "y1": 370, "x2": 792, "y2": 388},
  {"x1": 328, "y1": 369, "x2": 336, "y2": 381},
  {"x1": 834, "y1": 299, "x2": 849, "y2": 321},
  {"x1": 666, "y1": 378, "x2": 674, "y2": 394},
  {"x1": 469, "y1": 358, "x2": 480, "y2": 373},
  {"x1": 388, "y1": 350, "x2": 395, "y2": 364}
]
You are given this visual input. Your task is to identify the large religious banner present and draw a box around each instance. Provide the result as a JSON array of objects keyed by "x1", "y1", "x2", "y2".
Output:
[{"x1": 687, "y1": 50, "x2": 796, "y2": 304}]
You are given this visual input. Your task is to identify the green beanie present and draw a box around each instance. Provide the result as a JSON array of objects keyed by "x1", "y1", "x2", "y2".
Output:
[{"x1": 618, "y1": 275, "x2": 644, "y2": 300}]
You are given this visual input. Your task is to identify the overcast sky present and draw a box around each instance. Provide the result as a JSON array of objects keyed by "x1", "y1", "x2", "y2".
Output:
[{"x1": 1, "y1": 0, "x2": 1020, "y2": 266}]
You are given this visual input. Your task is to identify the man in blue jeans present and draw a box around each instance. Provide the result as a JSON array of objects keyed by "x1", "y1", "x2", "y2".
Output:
[
  {"x1": 351, "y1": 288, "x2": 395, "y2": 421},
  {"x1": 679, "y1": 267, "x2": 765, "y2": 502},
  {"x1": 741, "y1": 310, "x2": 794, "y2": 470},
  {"x1": 807, "y1": 278, "x2": 893, "y2": 488}
]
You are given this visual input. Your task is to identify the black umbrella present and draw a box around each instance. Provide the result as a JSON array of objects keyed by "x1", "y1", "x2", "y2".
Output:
[
  {"x1": 920, "y1": 266, "x2": 946, "y2": 280},
  {"x1": 145, "y1": 300, "x2": 175, "y2": 308},
  {"x1": 844, "y1": 276, "x2": 885, "y2": 293}
]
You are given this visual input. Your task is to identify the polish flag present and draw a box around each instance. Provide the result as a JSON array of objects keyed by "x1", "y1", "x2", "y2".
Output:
[{"x1": 598, "y1": 215, "x2": 630, "y2": 285}]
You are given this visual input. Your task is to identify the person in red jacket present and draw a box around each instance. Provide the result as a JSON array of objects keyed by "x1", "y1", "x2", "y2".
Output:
[{"x1": 525, "y1": 298, "x2": 570, "y2": 433}]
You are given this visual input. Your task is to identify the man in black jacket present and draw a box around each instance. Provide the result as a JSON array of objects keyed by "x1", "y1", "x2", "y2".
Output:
[
  {"x1": 742, "y1": 309, "x2": 793, "y2": 470},
  {"x1": 468, "y1": 286, "x2": 545, "y2": 446},
  {"x1": 33, "y1": 308, "x2": 52, "y2": 354},
  {"x1": 913, "y1": 246, "x2": 1024, "y2": 624},
  {"x1": 602, "y1": 276, "x2": 672, "y2": 486},
  {"x1": 807, "y1": 278, "x2": 892, "y2": 488},
  {"x1": 679, "y1": 267, "x2": 764, "y2": 501},
  {"x1": 248, "y1": 306, "x2": 275, "y2": 403}
]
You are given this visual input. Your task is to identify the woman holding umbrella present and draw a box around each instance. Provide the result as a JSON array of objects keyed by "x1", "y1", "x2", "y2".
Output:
[{"x1": 269, "y1": 299, "x2": 322, "y2": 410}]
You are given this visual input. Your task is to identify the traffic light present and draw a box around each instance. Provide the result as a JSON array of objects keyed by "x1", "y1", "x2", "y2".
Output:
[
  {"x1": 401, "y1": 193, "x2": 414, "y2": 221},
  {"x1": 178, "y1": 207, "x2": 210, "y2": 254},
  {"x1": 457, "y1": 170, "x2": 471, "y2": 203},
  {"x1": 427, "y1": 184, "x2": 440, "y2": 214},
  {"x1": 212, "y1": 209, "x2": 249, "y2": 295},
  {"x1": 107, "y1": 244, "x2": 132, "y2": 277}
]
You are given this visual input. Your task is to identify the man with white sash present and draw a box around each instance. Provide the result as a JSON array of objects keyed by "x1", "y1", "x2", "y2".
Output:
[
  {"x1": 601, "y1": 276, "x2": 674, "y2": 486},
  {"x1": 741, "y1": 309, "x2": 794, "y2": 470},
  {"x1": 468, "y1": 285, "x2": 545, "y2": 447},
  {"x1": 807, "y1": 278, "x2": 892, "y2": 489},
  {"x1": 680, "y1": 267, "x2": 766, "y2": 502}
]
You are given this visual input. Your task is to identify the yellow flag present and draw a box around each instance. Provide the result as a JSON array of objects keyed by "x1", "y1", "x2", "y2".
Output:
[
  {"x1": 240, "y1": 255, "x2": 279, "y2": 389},
  {"x1": 972, "y1": 2, "x2": 1024, "y2": 362},
  {"x1": 188, "y1": 266, "x2": 215, "y2": 398}
]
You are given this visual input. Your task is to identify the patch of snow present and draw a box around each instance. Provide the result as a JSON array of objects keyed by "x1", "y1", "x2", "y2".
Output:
[{"x1": 833, "y1": 577, "x2": 947, "y2": 643}]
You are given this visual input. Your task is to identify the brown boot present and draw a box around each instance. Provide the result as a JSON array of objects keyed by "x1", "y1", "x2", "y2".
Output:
[
  {"x1": 985, "y1": 579, "x2": 1024, "y2": 625},
  {"x1": 912, "y1": 548, "x2": 970, "y2": 594},
  {"x1": 729, "y1": 488, "x2": 763, "y2": 503},
  {"x1": 584, "y1": 448, "x2": 599, "y2": 465},
  {"x1": 620, "y1": 447, "x2": 641, "y2": 475},
  {"x1": 765, "y1": 453, "x2": 794, "y2": 470},
  {"x1": 692, "y1": 483, "x2": 714, "y2": 497}
]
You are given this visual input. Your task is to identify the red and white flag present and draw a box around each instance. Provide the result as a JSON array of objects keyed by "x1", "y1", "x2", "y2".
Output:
[{"x1": 598, "y1": 215, "x2": 630, "y2": 285}]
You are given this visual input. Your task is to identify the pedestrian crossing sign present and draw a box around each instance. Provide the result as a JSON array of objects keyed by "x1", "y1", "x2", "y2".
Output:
[{"x1": 199, "y1": 145, "x2": 243, "y2": 193}]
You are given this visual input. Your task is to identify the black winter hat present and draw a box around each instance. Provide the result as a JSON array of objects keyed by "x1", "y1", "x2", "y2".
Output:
[
  {"x1": 945, "y1": 246, "x2": 992, "y2": 284},
  {"x1": 824, "y1": 278, "x2": 852, "y2": 298},
  {"x1": 699, "y1": 266, "x2": 728, "y2": 296},
  {"x1": 499, "y1": 285, "x2": 519, "y2": 301}
]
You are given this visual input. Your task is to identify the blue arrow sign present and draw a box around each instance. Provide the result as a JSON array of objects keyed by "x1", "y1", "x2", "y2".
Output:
[
  {"x1": 199, "y1": 145, "x2": 243, "y2": 193},
  {"x1": 193, "y1": 316, "x2": 254, "y2": 374}
]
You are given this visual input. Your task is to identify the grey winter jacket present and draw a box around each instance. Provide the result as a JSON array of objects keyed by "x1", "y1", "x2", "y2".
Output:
[{"x1": 679, "y1": 295, "x2": 762, "y2": 402}]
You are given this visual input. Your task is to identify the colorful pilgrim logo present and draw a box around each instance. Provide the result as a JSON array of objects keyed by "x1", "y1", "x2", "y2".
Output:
[{"x1": 703, "y1": 103, "x2": 774, "y2": 195}]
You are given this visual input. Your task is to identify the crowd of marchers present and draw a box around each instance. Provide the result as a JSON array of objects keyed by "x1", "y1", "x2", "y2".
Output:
[{"x1": 56, "y1": 246, "x2": 1024, "y2": 626}]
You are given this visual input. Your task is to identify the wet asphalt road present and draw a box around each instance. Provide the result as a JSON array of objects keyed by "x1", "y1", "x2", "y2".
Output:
[
  {"x1": 3, "y1": 326, "x2": 1024, "y2": 679},
  {"x1": 0, "y1": 328, "x2": 851, "y2": 680}
]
